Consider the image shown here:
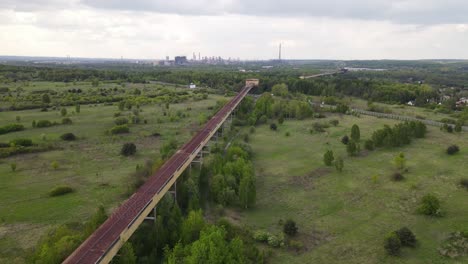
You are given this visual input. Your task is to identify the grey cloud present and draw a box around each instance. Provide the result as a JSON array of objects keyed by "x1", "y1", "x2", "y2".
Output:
[
  {"x1": 80, "y1": 0, "x2": 468, "y2": 24},
  {"x1": 0, "y1": 0, "x2": 75, "y2": 11}
]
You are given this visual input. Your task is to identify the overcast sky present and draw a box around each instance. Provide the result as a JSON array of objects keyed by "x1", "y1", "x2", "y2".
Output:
[{"x1": 1, "y1": 0, "x2": 468, "y2": 60}]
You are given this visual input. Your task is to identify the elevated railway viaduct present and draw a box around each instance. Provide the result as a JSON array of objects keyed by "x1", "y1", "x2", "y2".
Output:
[{"x1": 64, "y1": 84, "x2": 254, "y2": 264}]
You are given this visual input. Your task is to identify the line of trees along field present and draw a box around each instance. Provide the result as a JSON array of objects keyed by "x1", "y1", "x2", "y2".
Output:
[{"x1": 0, "y1": 63, "x2": 454, "y2": 108}]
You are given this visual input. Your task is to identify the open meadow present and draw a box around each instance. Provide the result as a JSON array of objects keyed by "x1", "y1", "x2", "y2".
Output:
[
  {"x1": 240, "y1": 113, "x2": 467, "y2": 263},
  {"x1": 0, "y1": 81, "x2": 229, "y2": 263}
]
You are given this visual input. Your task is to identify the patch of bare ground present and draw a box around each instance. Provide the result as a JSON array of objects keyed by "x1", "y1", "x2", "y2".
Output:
[
  {"x1": 290, "y1": 167, "x2": 332, "y2": 189},
  {"x1": 288, "y1": 229, "x2": 334, "y2": 254}
]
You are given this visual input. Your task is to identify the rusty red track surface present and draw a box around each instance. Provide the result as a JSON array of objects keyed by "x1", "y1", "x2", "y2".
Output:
[{"x1": 63, "y1": 86, "x2": 252, "y2": 264}]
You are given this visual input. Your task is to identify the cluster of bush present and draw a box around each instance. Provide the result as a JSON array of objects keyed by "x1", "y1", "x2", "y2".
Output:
[
  {"x1": 0, "y1": 144, "x2": 54, "y2": 158},
  {"x1": 323, "y1": 150, "x2": 345, "y2": 172},
  {"x1": 110, "y1": 125, "x2": 130, "y2": 134},
  {"x1": 121, "y1": 143, "x2": 137, "y2": 156},
  {"x1": 0, "y1": 123, "x2": 24, "y2": 135},
  {"x1": 9, "y1": 138, "x2": 33, "y2": 147},
  {"x1": 418, "y1": 194, "x2": 443, "y2": 217},
  {"x1": 60, "y1": 133, "x2": 76, "y2": 141},
  {"x1": 446, "y1": 145, "x2": 460, "y2": 155},
  {"x1": 48, "y1": 186, "x2": 74, "y2": 197},
  {"x1": 371, "y1": 121, "x2": 427, "y2": 149},
  {"x1": 253, "y1": 219, "x2": 300, "y2": 250},
  {"x1": 384, "y1": 227, "x2": 417, "y2": 256}
]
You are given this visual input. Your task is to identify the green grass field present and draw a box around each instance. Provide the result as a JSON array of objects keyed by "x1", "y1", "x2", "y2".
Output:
[
  {"x1": 309, "y1": 95, "x2": 457, "y2": 123},
  {"x1": 241, "y1": 114, "x2": 467, "y2": 263},
  {"x1": 0, "y1": 83, "x2": 228, "y2": 263}
]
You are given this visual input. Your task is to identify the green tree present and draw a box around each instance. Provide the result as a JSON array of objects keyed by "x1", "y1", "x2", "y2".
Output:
[
  {"x1": 272, "y1": 83, "x2": 289, "y2": 97},
  {"x1": 278, "y1": 116, "x2": 284, "y2": 125},
  {"x1": 454, "y1": 122, "x2": 462, "y2": 133},
  {"x1": 84, "y1": 206, "x2": 107, "y2": 236},
  {"x1": 393, "y1": 152, "x2": 406, "y2": 170},
  {"x1": 283, "y1": 219, "x2": 298, "y2": 236},
  {"x1": 61, "y1": 108, "x2": 67, "y2": 117},
  {"x1": 346, "y1": 141, "x2": 358, "y2": 156},
  {"x1": 239, "y1": 174, "x2": 256, "y2": 209},
  {"x1": 384, "y1": 232, "x2": 401, "y2": 256},
  {"x1": 75, "y1": 104, "x2": 80, "y2": 113},
  {"x1": 181, "y1": 210, "x2": 205, "y2": 244},
  {"x1": 10, "y1": 162, "x2": 17, "y2": 172},
  {"x1": 51, "y1": 161, "x2": 59, "y2": 170},
  {"x1": 335, "y1": 156, "x2": 344, "y2": 172},
  {"x1": 118, "y1": 101, "x2": 125, "y2": 111},
  {"x1": 323, "y1": 150, "x2": 334, "y2": 166},
  {"x1": 418, "y1": 194, "x2": 442, "y2": 216},
  {"x1": 117, "y1": 243, "x2": 137, "y2": 264},
  {"x1": 42, "y1": 93, "x2": 51, "y2": 104},
  {"x1": 351, "y1": 124, "x2": 360, "y2": 142}
]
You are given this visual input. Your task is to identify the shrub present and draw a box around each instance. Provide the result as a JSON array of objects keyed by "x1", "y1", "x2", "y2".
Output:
[
  {"x1": 384, "y1": 232, "x2": 401, "y2": 256},
  {"x1": 121, "y1": 143, "x2": 137, "y2": 156},
  {"x1": 249, "y1": 126, "x2": 256, "y2": 134},
  {"x1": 289, "y1": 240, "x2": 304, "y2": 252},
  {"x1": 49, "y1": 186, "x2": 73, "y2": 197},
  {"x1": 335, "y1": 157, "x2": 344, "y2": 172},
  {"x1": 364, "y1": 139, "x2": 374, "y2": 151},
  {"x1": 253, "y1": 230, "x2": 269, "y2": 243},
  {"x1": 334, "y1": 103, "x2": 349, "y2": 114},
  {"x1": 51, "y1": 161, "x2": 59, "y2": 170},
  {"x1": 62, "y1": 117, "x2": 73, "y2": 125},
  {"x1": 446, "y1": 145, "x2": 460, "y2": 155},
  {"x1": 60, "y1": 108, "x2": 67, "y2": 116},
  {"x1": 329, "y1": 119, "x2": 339, "y2": 126},
  {"x1": 114, "y1": 117, "x2": 129, "y2": 125},
  {"x1": 32, "y1": 120, "x2": 36, "y2": 128},
  {"x1": 9, "y1": 138, "x2": 33, "y2": 147},
  {"x1": 346, "y1": 141, "x2": 358, "y2": 156},
  {"x1": 395, "y1": 227, "x2": 417, "y2": 247},
  {"x1": 323, "y1": 150, "x2": 334, "y2": 166},
  {"x1": 267, "y1": 234, "x2": 282, "y2": 247},
  {"x1": 393, "y1": 152, "x2": 406, "y2": 170},
  {"x1": 278, "y1": 116, "x2": 284, "y2": 125},
  {"x1": 418, "y1": 194, "x2": 442, "y2": 216},
  {"x1": 285, "y1": 131, "x2": 290, "y2": 137},
  {"x1": 36, "y1": 120, "x2": 53, "y2": 128},
  {"x1": 270, "y1": 123, "x2": 277, "y2": 131},
  {"x1": 459, "y1": 179, "x2": 468, "y2": 190},
  {"x1": 131, "y1": 115, "x2": 141, "y2": 124},
  {"x1": 0, "y1": 124, "x2": 25, "y2": 135},
  {"x1": 351, "y1": 124, "x2": 360, "y2": 141},
  {"x1": 391, "y1": 172, "x2": 405, "y2": 181},
  {"x1": 243, "y1": 133, "x2": 249, "y2": 142},
  {"x1": 312, "y1": 122, "x2": 329, "y2": 133},
  {"x1": 11, "y1": 163, "x2": 16, "y2": 172},
  {"x1": 341, "y1": 135, "x2": 349, "y2": 145},
  {"x1": 60, "y1": 133, "x2": 76, "y2": 141},
  {"x1": 283, "y1": 219, "x2": 298, "y2": 236},
  {"x1": 110, "y1": 125, "x2": 130, "y2": 135},
  {"x1": 258, "y1": 115, "x2": 267, "y2": 125}
]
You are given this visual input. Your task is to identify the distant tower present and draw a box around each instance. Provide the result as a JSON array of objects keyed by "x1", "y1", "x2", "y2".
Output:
[
  {"x1": 279, "y1": 43, "x2": 282, "y2": 61},
  {"x1": 198, "y1": 52, "x2": 201, "y2": 60}
]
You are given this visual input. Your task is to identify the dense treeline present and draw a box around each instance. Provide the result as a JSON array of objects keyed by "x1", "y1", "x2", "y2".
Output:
[
  {"x1": 0, "y1": 63, "x2": 453, "y2": 107},
  {"x1": 371, "y1": 121, "x2": 427, "y2": 148}
]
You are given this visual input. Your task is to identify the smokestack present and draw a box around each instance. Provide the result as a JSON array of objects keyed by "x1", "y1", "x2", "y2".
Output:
[{"x1": 279, "y1": 43, "x2": 282, "y2": 60}]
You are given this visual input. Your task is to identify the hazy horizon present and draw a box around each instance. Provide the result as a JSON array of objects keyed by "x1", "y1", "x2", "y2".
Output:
[{"x1": 1, "y1": 0, "x2": 468, "y2": 60}]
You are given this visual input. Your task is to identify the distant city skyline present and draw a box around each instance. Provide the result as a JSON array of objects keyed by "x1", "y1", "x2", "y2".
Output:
[{"x1": 1, "y1": 0, "x2": 468, "y2": 60}]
